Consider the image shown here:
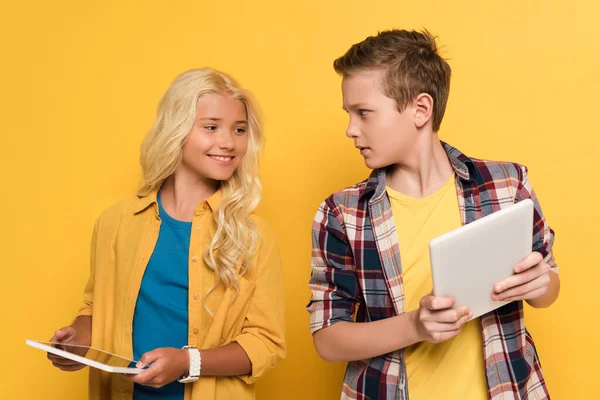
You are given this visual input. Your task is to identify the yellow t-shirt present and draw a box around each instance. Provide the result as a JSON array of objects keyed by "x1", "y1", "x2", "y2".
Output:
[{"x1": 387, "y1": 175, "x2": 487, "y2": 399}]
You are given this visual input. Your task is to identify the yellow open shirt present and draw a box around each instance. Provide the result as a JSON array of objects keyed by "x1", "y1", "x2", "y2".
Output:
[{"x1": 75, "y1": 189, "x2": 286, "y2": 399}]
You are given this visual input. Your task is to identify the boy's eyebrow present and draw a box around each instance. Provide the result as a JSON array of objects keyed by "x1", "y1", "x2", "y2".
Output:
[
  {"x1": 343, "y1": 103, "x2": 372, "y2": 111},
  {"x1": 197, "y1": 117, "x2": 248, "y2": 124}
]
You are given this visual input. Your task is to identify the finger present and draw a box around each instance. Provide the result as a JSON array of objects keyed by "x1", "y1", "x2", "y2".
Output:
[
  {"x1": 145, "y1": 375, "x2": 167, "y2": 389},
  {"x1": 47, "y1": 352, "x2": 79, "y2": 363},
  {"x1": 428, "y1": 315, "x2": 471, "y2": 333},
  {"x1": 502, "y1": 287, "x2": 548, "y2": 302},
  {"x1": 50, "y1": 356, "x2": 86, "y2": 367},
  {"x1": 514, "y1": 252, "x2": 544, "y2": 273},
  {"x1": 47, "y1": 342, "x2": 85, "y2": 363},
  {"x1": 494, "y1": 262, "x2": 550, "y2": 294},
  {"x1": 492, "y1": 273, "x2": 550, "y2": 301},
  {"x1": 136, "y1": 349, "x2": 163, "y2": 369},
  {"x1": 52, "y1": 362, "x2": 86, "y2": 371},
  {"x1": 429, "y1": 328, "x2": 462, "y2": 343},
  {"x1": 420, "y1": 295, "x2": 455, "y2": 311},
  {"x1": 53, "y1": 327, "x2": 76, "y2": 342},
  {"x1": 425, "y1": 306, "x2": 470, "y2": 323},
  {"x1": 47, "y1": 354, "x2": 83, "y2": 366},
  {"x1": 127, "y1": 363, "x2": 162, "y2": 385},
  {"x1": 121, "y1": 373, "x2": 137, "y2": 382}
]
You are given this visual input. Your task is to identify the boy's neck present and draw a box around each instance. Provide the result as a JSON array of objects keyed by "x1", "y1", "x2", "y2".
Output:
[
  {"x1": 385, "y1": 135, "x2": 454, "y2": 199},
  {"x1": 160, "y1": 168, "x2": 219, "y2": 222}
]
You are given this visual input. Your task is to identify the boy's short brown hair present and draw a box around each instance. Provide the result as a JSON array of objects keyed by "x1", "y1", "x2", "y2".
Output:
[{"x1": 334, "y1": 29, "x2": 451, "y2": 132}]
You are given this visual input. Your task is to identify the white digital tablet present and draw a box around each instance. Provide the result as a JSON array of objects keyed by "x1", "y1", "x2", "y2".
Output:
[
  {"x1": 26, "y1": 339, "x2": 143, "y2": 374},
  {"x1": 428, "y1": 199, "x2": 534, "y2": 320}
]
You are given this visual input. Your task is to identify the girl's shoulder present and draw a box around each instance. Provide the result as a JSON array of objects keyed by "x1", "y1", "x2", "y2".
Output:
[
  {"x1": 249, "y1": 214, "x2": 281, "y2": 259},
  {"x1": 250, "y1": 213, "x2": 277, "y2": 243},
  {"x1": 95, "y1": 195, "x2": 150, "y2": 230}
]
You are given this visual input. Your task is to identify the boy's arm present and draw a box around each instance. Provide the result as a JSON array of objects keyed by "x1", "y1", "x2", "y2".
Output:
[
  {"x1": 492, "y1": 165, "x2": 560, "y2": 308},
  {"x1": 307, "y1": 199, "x2": 360, "y2": 342},
  {"x1": 308, "y1": 200, "x2": 470, "y2": 363},
  {"x1": 527, "y1": 270, "x2": 559, "y2": 308},
  {"x1": 314, "y1": 296, "x2": 471, "y2": 363},
  {"x1": 313, "y1": 314, "x2": 420, "y2": 363},
  {"x1": 519, "y1": 166, "x2": 560, "y2": 307}
]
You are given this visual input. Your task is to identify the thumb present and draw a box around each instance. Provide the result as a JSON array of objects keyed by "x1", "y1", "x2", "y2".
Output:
[
  {"x1": 54, "y1": 326, "x2": 76, "y2": 342},
  {"x1": 136, "y1": 349, "x2": 163, "y2": 368}
]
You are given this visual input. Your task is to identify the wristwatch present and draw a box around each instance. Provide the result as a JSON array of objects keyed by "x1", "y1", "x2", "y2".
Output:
[{"x1": 178, "y1": 345, "x2": 201, "y2": 383}]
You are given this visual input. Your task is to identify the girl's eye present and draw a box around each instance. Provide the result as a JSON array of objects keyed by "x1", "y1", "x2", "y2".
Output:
[
  {"x1": 204, "y1": 125, "x2": 217, "y2": 131},
  {"x1": 234, "y1": 128, "x2": 246, "y2": 135}
]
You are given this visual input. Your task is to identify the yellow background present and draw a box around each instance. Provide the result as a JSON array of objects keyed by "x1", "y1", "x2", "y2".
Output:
[{"x1": 1, "y1": 1, "x2": 597, "y2": 398}]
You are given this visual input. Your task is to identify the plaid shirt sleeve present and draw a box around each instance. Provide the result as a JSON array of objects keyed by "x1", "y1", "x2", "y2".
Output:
[
  {"x1": 307, "y1": 199, "x2": 360, "y2": 334},
  {"x1": 515, "y1": 165, "x2": 558, "y2": 272}
]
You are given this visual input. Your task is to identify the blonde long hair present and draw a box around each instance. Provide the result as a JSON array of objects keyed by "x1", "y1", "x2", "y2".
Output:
[{"x1": 138, "y1": 68, "x2": 263, "y2": 293}]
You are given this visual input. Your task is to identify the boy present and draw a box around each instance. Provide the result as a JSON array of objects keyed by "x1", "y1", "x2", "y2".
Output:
[{"x1": 307, "y1": 30, "x2": 559, "y2": 399}]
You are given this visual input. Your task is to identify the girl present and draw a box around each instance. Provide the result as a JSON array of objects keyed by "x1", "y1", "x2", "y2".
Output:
[{"x1": 47, "y1": 68, "x2": 286, "y2": 399}]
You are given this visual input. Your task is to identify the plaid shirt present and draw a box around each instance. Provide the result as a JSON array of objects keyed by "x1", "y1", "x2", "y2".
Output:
[{"x1": 307, "y1": 142, "x2": 557, "y2": 400}]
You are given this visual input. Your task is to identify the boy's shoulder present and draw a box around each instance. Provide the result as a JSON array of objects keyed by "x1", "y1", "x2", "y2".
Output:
[
  {"x1": 468, "y1": 156, "x2": 528, "y2": 185},
  {"x1": 319, "y1": 176, "x2": 373, "y2": 218},
  {"x1": 444, "y1": 142, "x2": 528, "y2": 184}
]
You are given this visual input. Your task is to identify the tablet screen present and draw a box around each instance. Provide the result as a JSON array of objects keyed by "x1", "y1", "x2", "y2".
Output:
[{"x1": 36, "y1": 341, "x2": 136, "y2": 368}]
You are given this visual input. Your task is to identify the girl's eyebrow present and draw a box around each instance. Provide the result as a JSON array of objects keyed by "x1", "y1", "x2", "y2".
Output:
[{"x1": 198, "y1": 117, "x2": 248, "y2": 124}]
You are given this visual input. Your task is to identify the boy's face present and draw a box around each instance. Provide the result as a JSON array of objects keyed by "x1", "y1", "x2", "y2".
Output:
[{"x1": 342, "y1": 69, "x2": 419, "y2": 170}]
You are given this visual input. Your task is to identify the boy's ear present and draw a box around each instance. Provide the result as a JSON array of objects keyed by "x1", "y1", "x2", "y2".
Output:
[{"x1": 414, "y1": 93, "x2": 434, "y2": 129}]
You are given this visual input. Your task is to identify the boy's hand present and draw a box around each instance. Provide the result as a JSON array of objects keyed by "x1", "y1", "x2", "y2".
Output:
[
  {"x1": 492, "y1": 251, "x2": 551, "y2": 302},
  {"x1": 123, "y1": 347, "x2": 190, "y2": 388},
  {"x1": 414, "y1": 295, "x2": 471, "y2": 344}
]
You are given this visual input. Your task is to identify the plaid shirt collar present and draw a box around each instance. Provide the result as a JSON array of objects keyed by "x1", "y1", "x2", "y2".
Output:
[{"x1": 360, "y1": 141, "x2": 474, "y2": 203}]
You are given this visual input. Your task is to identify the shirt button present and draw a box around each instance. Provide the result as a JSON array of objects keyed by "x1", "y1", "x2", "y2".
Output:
[
  {"x1": 196, "y1": 225, "x2": 201, "y2": 230},
  {"x1": 193, "y1": 328, "x2": 199, "y2": 334},
  {"x1": 202, "y1": 203, "x2": 208, "y2": 210},
  {"x1": 193, "y1": 293, "x2": 199, "y2": 300},
  {"x1": 191, "y1": 256, "x2": 198, "y2": 262}
]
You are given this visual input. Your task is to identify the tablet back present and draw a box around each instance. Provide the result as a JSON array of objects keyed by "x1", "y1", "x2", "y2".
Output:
[{"x1": 428, "y1": 199, "x2": 534, "y2": 319}]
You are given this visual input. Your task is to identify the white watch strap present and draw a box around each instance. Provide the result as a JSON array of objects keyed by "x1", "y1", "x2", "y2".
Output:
[
  {"x1": 178, "y1": 346, "x2": 201, "y2": 383},
  {"x1": 187, "y1": 347, "x2": 201, "y2": 378}
]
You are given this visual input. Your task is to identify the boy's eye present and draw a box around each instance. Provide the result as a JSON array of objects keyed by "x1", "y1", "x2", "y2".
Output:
[{"x1": 358, "y1": 109, "x2": 370, "y2": 116}]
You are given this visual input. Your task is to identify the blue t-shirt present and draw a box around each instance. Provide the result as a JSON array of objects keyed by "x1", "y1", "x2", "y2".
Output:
[{"x1": 132, "y1": 192, "x2": 191, "y2": 399}]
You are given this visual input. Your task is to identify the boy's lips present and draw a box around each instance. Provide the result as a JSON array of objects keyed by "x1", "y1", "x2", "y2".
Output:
[{"x1": 356, "y1": 146, "x2": 371, "y2": 156}]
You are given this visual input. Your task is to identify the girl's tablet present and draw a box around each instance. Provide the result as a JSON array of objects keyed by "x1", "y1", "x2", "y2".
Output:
[
  {"x1": 26, "y1": 339, "x2": 143, "y2": 374},
  {"x1": 428, "y1": 199, "x2": 534, "y2": 320}
]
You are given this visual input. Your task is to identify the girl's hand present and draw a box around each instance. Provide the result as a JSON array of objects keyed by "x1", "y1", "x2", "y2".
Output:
[
  {"x1": 123, "y1": 347, "x2": 190, "y2": 388},
  {"x1": 47, "y1": 316, "x2": 92, "y2": 371}
]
